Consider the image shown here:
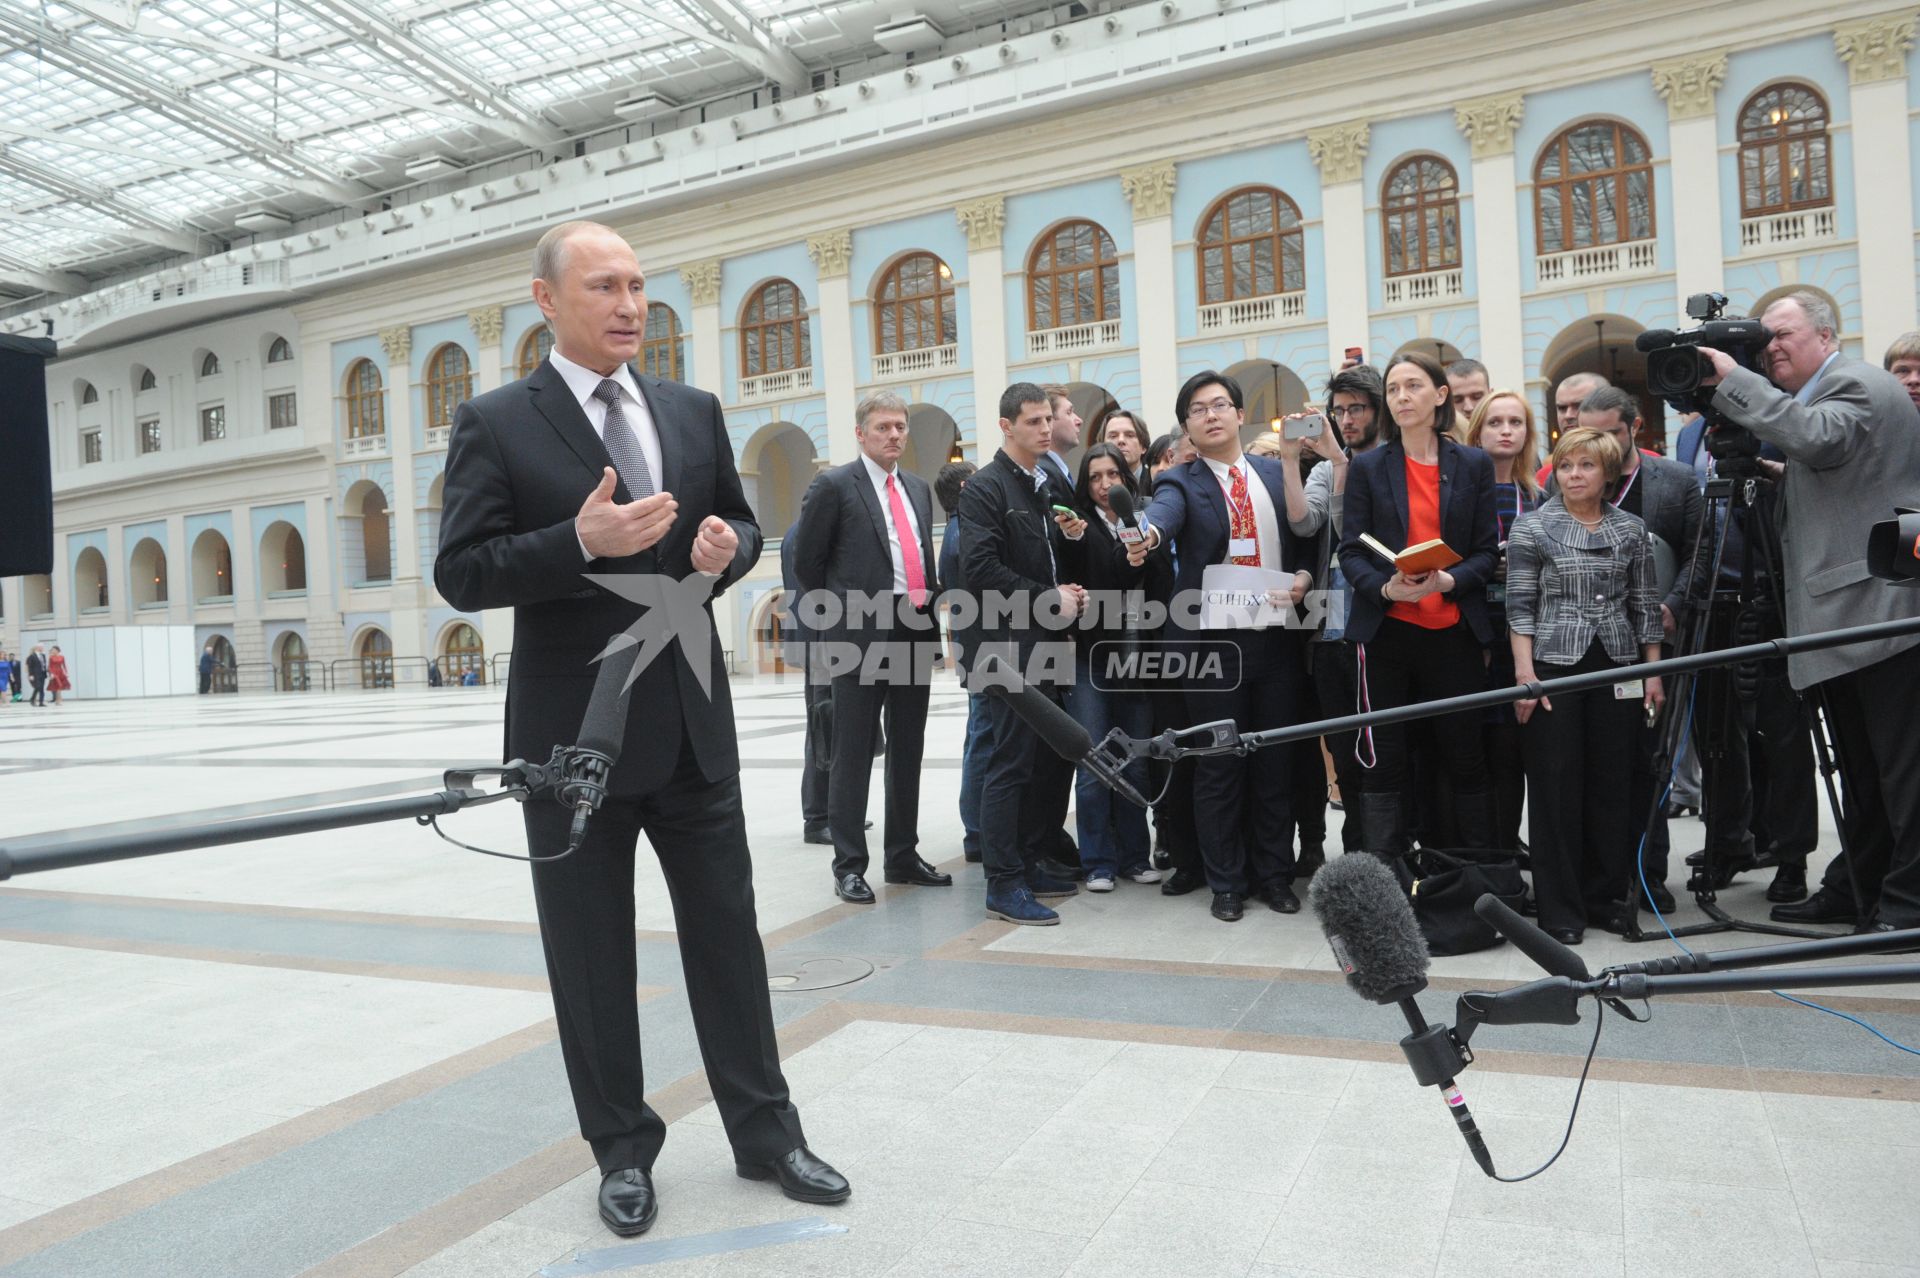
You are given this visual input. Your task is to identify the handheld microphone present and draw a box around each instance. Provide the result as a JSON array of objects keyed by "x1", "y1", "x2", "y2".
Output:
[
  {"x1": 1107, "y1": 486, "x2": 1147, "y2": 546},
  {"x1": 1309, "y1": 855, "x2": 1497, "y2": 1177},
  {"x1": 563, "y1": 638, "x2": 642, "y2": 847},
  {"x1": 978, "y1": 654, "x2": 1151, "y2": 807}
]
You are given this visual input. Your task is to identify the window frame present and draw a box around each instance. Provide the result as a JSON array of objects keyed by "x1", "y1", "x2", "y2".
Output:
[
  {"x1": 199, "y1": 404, "x2": 226, "y2": 442},
  {"x1": 267, "y1": 337, "x2": 294, "y2": 363},
  {"x1": 268, "y1": 392, "x2": 298, "y2": 430},
  {"x1": 1026, "y1": 219, "x2": 1121, "y2": 332},
  {"x1": 137, "y1": 367, "x2": 157, "y2": 392},
  {"x1": 1737, "y1": 82, "x2": 1834, "y2": 219},
  {"x1": 642, "y1": 304, "x2": 685, "y2": 381},
  {"x1": 200, "y1": 352, "x2": 221, "y2": 378},
  {"x1": 81, "y1": 428, "x2": 102, "y2": 464},
  {"x1": 80, "y1": 382, "x2": 99, "y2": 405},
  {"x1": 1380, "y1": 155, "x2": 1463, "y2": 278},
  {"x1": 424, "y1": 343, "x2": 474, "y2": 431},
  {"x1": 138, "y1": 418, "x2": 162, "y2": 454},
  {"x1": 1532, "y1": 119, "x2": 1657, "y2": 255},
  {"x1": 739, "y1": 279, "x2": 812, "y2": 379},
  {"x1": 874, "y1": 252, "x2": 959, "y2": 354},
  {"x1": 1196, "y1": 187, "x2": 1307, "y2": 306},
  {"x1": 344, "y1": 358, "x2": 385, "y2": 439},
  {"x1": 515, "y1": 326, "x2": 553, "y2": 378}
]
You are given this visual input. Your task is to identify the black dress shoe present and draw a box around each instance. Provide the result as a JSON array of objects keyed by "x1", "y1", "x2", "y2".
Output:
[
  {"x1": 598, "y1": 1167, "x2": 658, "y2": 1236},
  {"x1": 1260, "y1": 884, "x2": 1301, "y2": 914},
  {"x1": 1035, "y1": 856, "x2": 1084, "y2": 883},
  {"x1": 1770, "y1": 886, "x2": 1857, "y2": 925},
  {"x1": 1160, "y1": 869, "x2": 1203, "y2": 896},
  {"x1": 834, "y1": 873, "x2": 875, "y2": 904},
  {"x1": 884, "y1": 857, "x2": 953, "y2": 886},
  {"x1": 1211, "y1": 892, "x2": 1245, "y2": 922},
  {"x1": 1647, "y1": 883, "x2": 1677, "y2": 914},
  {"x1": 1547, "y1": 927, "x2": 1583, "y2": 946},
  {"x1": 1766, "y1": 864, "x2": 1809, "y2": 904},
  {"x1": 803, "y1": 826, "x2": 832, "y2": 845},
  {"x1": 736, "y1": 1146, "x2": 850, "y2": 1204}
]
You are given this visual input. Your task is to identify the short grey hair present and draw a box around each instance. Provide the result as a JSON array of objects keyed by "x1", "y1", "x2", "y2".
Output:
[
  {"x1": 1578, "y1": 385, "x2": 1641, "y2": 425},
  {"x1": 532, "y1": 220, "x2": 616, "y2": 282},
  {"x1": 855, "y1": 390, "x2": 910, "y2": 430},
  {"x1": 1558, "y1": 370, "x2": 1611, "y2": 398},
  {"x1": 1767, "y1": 290, "x2": 1839, "y2": 345}
]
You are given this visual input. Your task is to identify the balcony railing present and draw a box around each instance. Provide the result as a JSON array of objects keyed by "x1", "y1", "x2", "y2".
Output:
[
  {"x1": 1740, "y1": 208, "x2": 1838, "y2": 252},
  {"x1": 341, "y1": 433, "x2": 389, "y2": 459},
  {"x1": 872, "y1": 343, "x2": 960, "y2": 382},
  {"x1": 739, "y1": 366, "x2": 814, "y2": 401},
  {"x1": 1382, "y1": 269, "x2": 1465, "y2": 310},
  {"x1": 1535, "y1": 240, "x2": 1658, "y2": 288},
  {"x1": 1196, "y1": 292, "x2": 1307, "y2": 335},
  {"x1": 1026, "y1": 319, "x2": 1123, "y2": 359},
  {"x1": 423, "y1": 425, "x2": 451, "y2": 449}
]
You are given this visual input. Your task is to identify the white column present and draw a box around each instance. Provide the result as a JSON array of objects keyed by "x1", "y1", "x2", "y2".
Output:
[
  {"x1": 229, "y1": 505, "x2": 256, "y2": 613},
  {"x1": 1121, "y1": 164, "x2": 1180, "y2": 422},
  {"x1": 381, "y1": 325, "x2": 425, "y2": 661},
  {"x1": 0, "y1": 575, "x2": 18, "y2": 648},
  {"x1": 1838, "y1": 17, "x2": 1918, "y2": 353},
  {"x1": 1653, "y1": 53, "x2": 1729, "y2": 310},
  {"x1": 468, "y1": 305, "x2": 505, "y2": 395},
  {"x1": 958, "y1": 197, "x2": 1007, "y2": 461},
  {"x1": 683, "y1": 258, "x2": 724, "y2": 401},
  {"x1": 1456, "y1": 94, "x2": 1528, "y2": 388},
  {"x1": 104, "y1": 525, "x2": 126, "y2": 624},
  {"x1": 165, "y1": 513, "x2": 187, "y2": 623},
  {"x1": 809, "y1": 229, "x2": 859, "y2": 466},
  {"x1": 1308, "y1": 124, "x2": 1371, "y2": 376}
]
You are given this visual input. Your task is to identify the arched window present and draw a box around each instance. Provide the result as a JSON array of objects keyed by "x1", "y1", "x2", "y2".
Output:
[
  {"x1": 344, "y1": 358, "x2": 384, "y2": 438},
  {"x1": 1534, "y1": 120, "x2": 1655, "y2": 253},
  {"x1": 875, "y1": 252, "x2": 958, "y2": 353},
  {"x1": 1198, "y1": 188, "x2": 1305, "y2": 305},
  {"x1": 1738, "y1": 83, "x2": 1832, "y2": 218},
  {"x1": 1382, "y1": 156, "x2": 1461, "y2": 277},
  {"x1": 80, "y1": 382, "x2": 98, "y2": 405},
  {"x1": 361, "y1": 489, "x2": 391, "y2": 583},
  {"x1": 137, "y1": 367, "x2": 157, "y2": 392},
  {"x1": 740, "y1": 279, "x2": 811, "y2": 378},
  {"x1": 358, "y1": 628, "x2": 394, "y2": 689},
  {"x1": 425, "y1": 343, "x2": 473, "y2": 431},
  {"x1": 443, "y1": 622, "x2": 485, "y2": 685},
  {"x1": 1028, "y1": 220, "x2": 1120, "y2": 331},
  {"x1": 642, "y1": 304, "x2": 685, "y2": 381},
  {"x1": 267, "y1": 337, "x2": 294, "y2": 363},
  {"x1": 200, "y1": 352, "x2": 221, "y2": 378},
  {"x1": 515, "y1": 326, "x2": 553, "y2": 377}
]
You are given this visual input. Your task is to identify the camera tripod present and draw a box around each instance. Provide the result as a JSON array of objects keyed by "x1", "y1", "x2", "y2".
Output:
[{"x1": 1617, "y1": 467, "x2": 1865, "y2": 941}]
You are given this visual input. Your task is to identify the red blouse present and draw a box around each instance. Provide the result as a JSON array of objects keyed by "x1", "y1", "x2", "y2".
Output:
[{"x1": 1388, "y1": 456, "x2": 1460, "y2": 630}]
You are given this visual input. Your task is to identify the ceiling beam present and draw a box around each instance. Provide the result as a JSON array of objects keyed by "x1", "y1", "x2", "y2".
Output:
[
  {"x1": 0, "y1": 250, "x2": 87, "y2": 296},
  {"x1": 0, "y1": 207, "x2": 211, "y2": 254},
  {"x1": 301, "y1": 0, "x2": 563, "y2": 153},
  {"x1": 630, "y1": 0, "x2": 811, "y2": 90},
  {"x1": 0, "y1": 8, "x2": 371, "y2": 205},
  {"x1": 0, "y1": 121, "x2": 344, "y2": 205},
  {"x1": 0, "y1": 152, "x2": 203, "y2": 253}
]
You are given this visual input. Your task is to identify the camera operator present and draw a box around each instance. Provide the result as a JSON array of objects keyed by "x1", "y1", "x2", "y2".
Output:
[{"x1": 1699, "y1": 291, "x2": 1920, "y2": 933}]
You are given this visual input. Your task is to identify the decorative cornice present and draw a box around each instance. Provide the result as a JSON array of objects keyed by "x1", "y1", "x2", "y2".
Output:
[
  {"x1": 1650, "y1": 52, "x2": 1727, "y2": 120},
  {"x1": 378, "y1": 325, "x2": 412, "y2": 364},
  {"x1": 1454, "y1": 92, "x2": 1525, "y2": 160},
  {"x1": 1119, "y1": 161, "x2": 1177, "y2": 220},
  {"x1": 806, "y1": 228, "x2": 853, "y2": 279},
  {"x1": 466, "y1": 304, "x2": 504, "y2": 347},
  {"x1": 1835, "y1": 14, "x2": 1916, "y2": 84},
  {"x1": 955, "y1": 196, "x2": 1006, "y2": 250},
  {"x1": 681, "y1": 258, "x2": 722, "y2": 307},
  {"x1": 1305, "y1": 122, "x2": 1369, "y2": 185}
]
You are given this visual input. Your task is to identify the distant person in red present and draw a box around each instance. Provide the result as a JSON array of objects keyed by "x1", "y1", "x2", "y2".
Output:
[{"x1": 47, "y1": 645, "x2": 70, "y2": 705}]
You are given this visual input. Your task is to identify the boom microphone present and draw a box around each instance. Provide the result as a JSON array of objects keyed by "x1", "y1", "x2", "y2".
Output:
[
  {"x1": 1474, "y1": 896, "x2": 1590, "y2": 981},
  {"x1": 563, "y1": 639, "x2": 642, "y2": 847},
  {"x1": 1632, "y1": 329, "x2": 1677, "y2": 352},
  {"x1": 1309, "y1": 855, "x2": 1497, "y2": 1177},
  {"x1": 977, "y1": 653, "x2": 1150, "y2": 806}
]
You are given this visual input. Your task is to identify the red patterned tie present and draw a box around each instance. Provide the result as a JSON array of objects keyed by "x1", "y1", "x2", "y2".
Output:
[
  {"x1": 1227, "y1": 463, "x2": 1261, "y2": 567},
  {"x1": 885, "y1": 474, "x2": 928, "y2": 607}
]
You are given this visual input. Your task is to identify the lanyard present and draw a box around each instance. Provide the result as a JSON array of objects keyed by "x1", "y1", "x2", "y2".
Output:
[{"x1": 1611, "y1": 460, "x2": 1640, "y2": 508}]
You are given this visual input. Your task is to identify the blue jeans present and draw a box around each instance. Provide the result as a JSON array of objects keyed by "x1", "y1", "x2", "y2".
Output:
[
  {"x1": 1063, "y1": 658, "x2": 1152, "y2": 877},
  {"x1": 958, "y1": 691, "x2": 989, "y2": 857}
]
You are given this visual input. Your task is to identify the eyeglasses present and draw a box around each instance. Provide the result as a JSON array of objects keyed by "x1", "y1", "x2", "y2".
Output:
[
  {"x1": 1327, "y1": 404, "x2": 1370, "y2": 419},
  {"x1": 1185, "y1": 397, "x2": 1236, "y2": 422}
]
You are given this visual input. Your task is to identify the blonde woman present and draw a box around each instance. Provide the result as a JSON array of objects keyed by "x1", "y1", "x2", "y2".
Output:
[{"x1": 1465, "y1": 391, "x2": 1542, "y2": 850}]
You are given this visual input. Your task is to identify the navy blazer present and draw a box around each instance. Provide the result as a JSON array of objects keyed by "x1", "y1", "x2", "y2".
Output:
[
  {"x1": 1142, "y1": 453, "x2": 1306, "y2": 602},
  {"x1": 1336, "y1": 437, "x2": 1500, "y2": 645}
]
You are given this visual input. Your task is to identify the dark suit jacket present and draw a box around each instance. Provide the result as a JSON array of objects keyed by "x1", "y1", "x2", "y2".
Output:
[
  {"x1": 1142, "y1": 453, "x2": 1306, "y2": 603},
  {"x1": 25, "y1": 652, "x2": 44, "y2": 681},
  {"x1": 791, "y1": 459, "x2": 940, "y2": 646},
  {"x1": 1337, "y1": 437, "x2": 1499, "y2": 645},
  {"x1": 956, "y1": 450, "x2": 1083, "y2": 658},
  {"x1": 434, "y1": 358, "x2": 761, "y2": 793}
]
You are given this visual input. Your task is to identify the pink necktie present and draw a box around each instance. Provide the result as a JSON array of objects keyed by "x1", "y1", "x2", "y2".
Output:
[{"x1": 885, "y1": 473, "x2": 928, "y2": 607}]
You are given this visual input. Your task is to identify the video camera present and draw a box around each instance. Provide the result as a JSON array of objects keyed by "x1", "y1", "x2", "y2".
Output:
[{"x1": 1634, "y1": 292, "x2": 1773, "y2": 477}]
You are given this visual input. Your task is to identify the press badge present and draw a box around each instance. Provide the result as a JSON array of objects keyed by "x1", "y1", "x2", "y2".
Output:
[
  {"x1": 1228, "y1": 538, "x2": 1258, "y2": 559},
  {"x1": 1613, "y1": 679, "x2": 1644, "y2": 699}
]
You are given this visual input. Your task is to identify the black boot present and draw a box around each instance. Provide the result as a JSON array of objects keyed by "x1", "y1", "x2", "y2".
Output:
[
  {"x1": 1453, "y1": 787, "x2": 1494, "y2": 851},
  {"x1": 1357, "y1": 791, "x2": 1412, "y2": 888}
]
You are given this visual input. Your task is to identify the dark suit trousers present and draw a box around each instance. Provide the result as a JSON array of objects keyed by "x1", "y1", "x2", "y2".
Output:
[
  {"x1": 978, "y1": 688, "x2": 1058, "y2": 892},
  {"x1": 1183, "y1": 630, "x2": 1296, "y2": 896},
  {"x1": 1524, "y1": 643, "x2": 1639, "y2": 933},
  {"x1": 801, "y1": 649, "x2": 830, "y2": 830},
  {"x1": 1149, "y1": 691, "x2": 1202, "y2": 875},
  {"x1": 525, "y1": 740, "x2": 804, "y2": 1174},
  {"x1": 1817, "y1": 644, "x2": 1920, "y2": 926},
  {"x1": 827, "y1": 646, "x2": 930, "y2": 879}
]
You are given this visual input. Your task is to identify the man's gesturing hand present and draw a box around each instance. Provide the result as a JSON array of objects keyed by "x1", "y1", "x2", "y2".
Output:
[
  {"x1": 690, "y1": 516, "x2": 739, "y2": 575},
  {"x1": 576, "y1": 467, "x2": 678, "y2": 559}
]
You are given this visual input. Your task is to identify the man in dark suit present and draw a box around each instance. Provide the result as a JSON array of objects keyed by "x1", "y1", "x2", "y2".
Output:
[
  {"x1": 25, "y1": 645, "x2": 46, "y2": 707},
  {"x1": 434, "y1": 221, "x2": 846, "y2": 1238},
  {"x1": 792, "y1": 391, "x2": 950, "y2": 903},
  {"x1": 934, "y1": 460, "x2": 985, "y2": 862},
  {"x1": 1133, "y1": 370, "x2": 1314, "y2": 922}
]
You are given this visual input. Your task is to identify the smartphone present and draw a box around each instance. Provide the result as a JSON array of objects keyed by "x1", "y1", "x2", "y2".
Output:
[
  {"x1": 1283, "y1": 412, "x2": 1327, "y2": 441},
  {"x1": 1344, "y1": 346, "x2": 1364, "y2": 364},
  {"x1": 1050, "y1": 504, "x2": 1077, "y2": 518}
]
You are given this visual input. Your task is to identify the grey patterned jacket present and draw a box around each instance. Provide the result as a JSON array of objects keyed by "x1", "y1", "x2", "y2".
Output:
[{"x1": 1505, "y1": 495, "x2": 1662, "y2": 667}]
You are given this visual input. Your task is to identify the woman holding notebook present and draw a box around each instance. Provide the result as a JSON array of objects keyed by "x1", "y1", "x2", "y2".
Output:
[{"x1": 1337, "y1": 351, "x2": 1501, "y2": 863}]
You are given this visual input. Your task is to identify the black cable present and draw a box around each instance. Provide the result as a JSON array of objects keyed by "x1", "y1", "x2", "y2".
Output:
[
  {"x1": 421, "y1": 813, "x2": 583, "y2": 864},
  {"x1": 1490, "y1": 996, "x2": 1608, "y2": 1183}
]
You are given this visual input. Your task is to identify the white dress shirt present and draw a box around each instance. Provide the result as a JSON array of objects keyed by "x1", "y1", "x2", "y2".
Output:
[
  {"x1": 1203, "y1": 452, "x2": 1282, "y2": 570},
  {"x1": 859, "y1": 451, "x2": 923, "y2": 594},
  {"x1": 552, "y1": 348, "x2": 666, "y2": 561}
]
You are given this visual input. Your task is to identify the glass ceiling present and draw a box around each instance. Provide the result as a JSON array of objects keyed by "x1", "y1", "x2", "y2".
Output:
[{"x1": 0, "y1": 0, "x2": 892, "y2": 297}]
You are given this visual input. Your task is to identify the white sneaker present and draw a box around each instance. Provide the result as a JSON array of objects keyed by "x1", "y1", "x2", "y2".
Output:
[
  {"x1": 1124, "y1": 865, "x2": 1164, "y2": 884},
  {"x1": 1086, "y1": 873, "x2": 1116, "y2": 892}
]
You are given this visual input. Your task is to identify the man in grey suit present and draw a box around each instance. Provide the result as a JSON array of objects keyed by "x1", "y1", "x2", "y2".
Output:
[{"x1": 1702, "y1": 290, "x2": 1920, "y2": 932}]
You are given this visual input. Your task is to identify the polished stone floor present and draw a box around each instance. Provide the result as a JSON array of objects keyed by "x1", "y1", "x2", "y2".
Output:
[{"x1": 2, "y1": 678, "x2": 1919, "y2": 1278}]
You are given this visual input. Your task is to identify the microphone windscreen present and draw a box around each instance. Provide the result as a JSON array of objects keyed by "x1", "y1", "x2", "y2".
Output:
[
  {"x1": 1634, "y1": 329, "x2": 1677, "y2": 352},
  {"x1": 1307, "y1": 854, "x2": 1430, "y2": 1004},
  {"x1": 1474, "y1": 894, "x2": 1590, "y2": 981},
  {"x1": 576, "y1": 639, "x2": 642, "y2": 761},
  {"x1": 980, "y1": 654, "x2": 1092, "y2": 764},
  {"x1": 1108, "y1": 486, "x2": 1137, "y2": 525}
]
